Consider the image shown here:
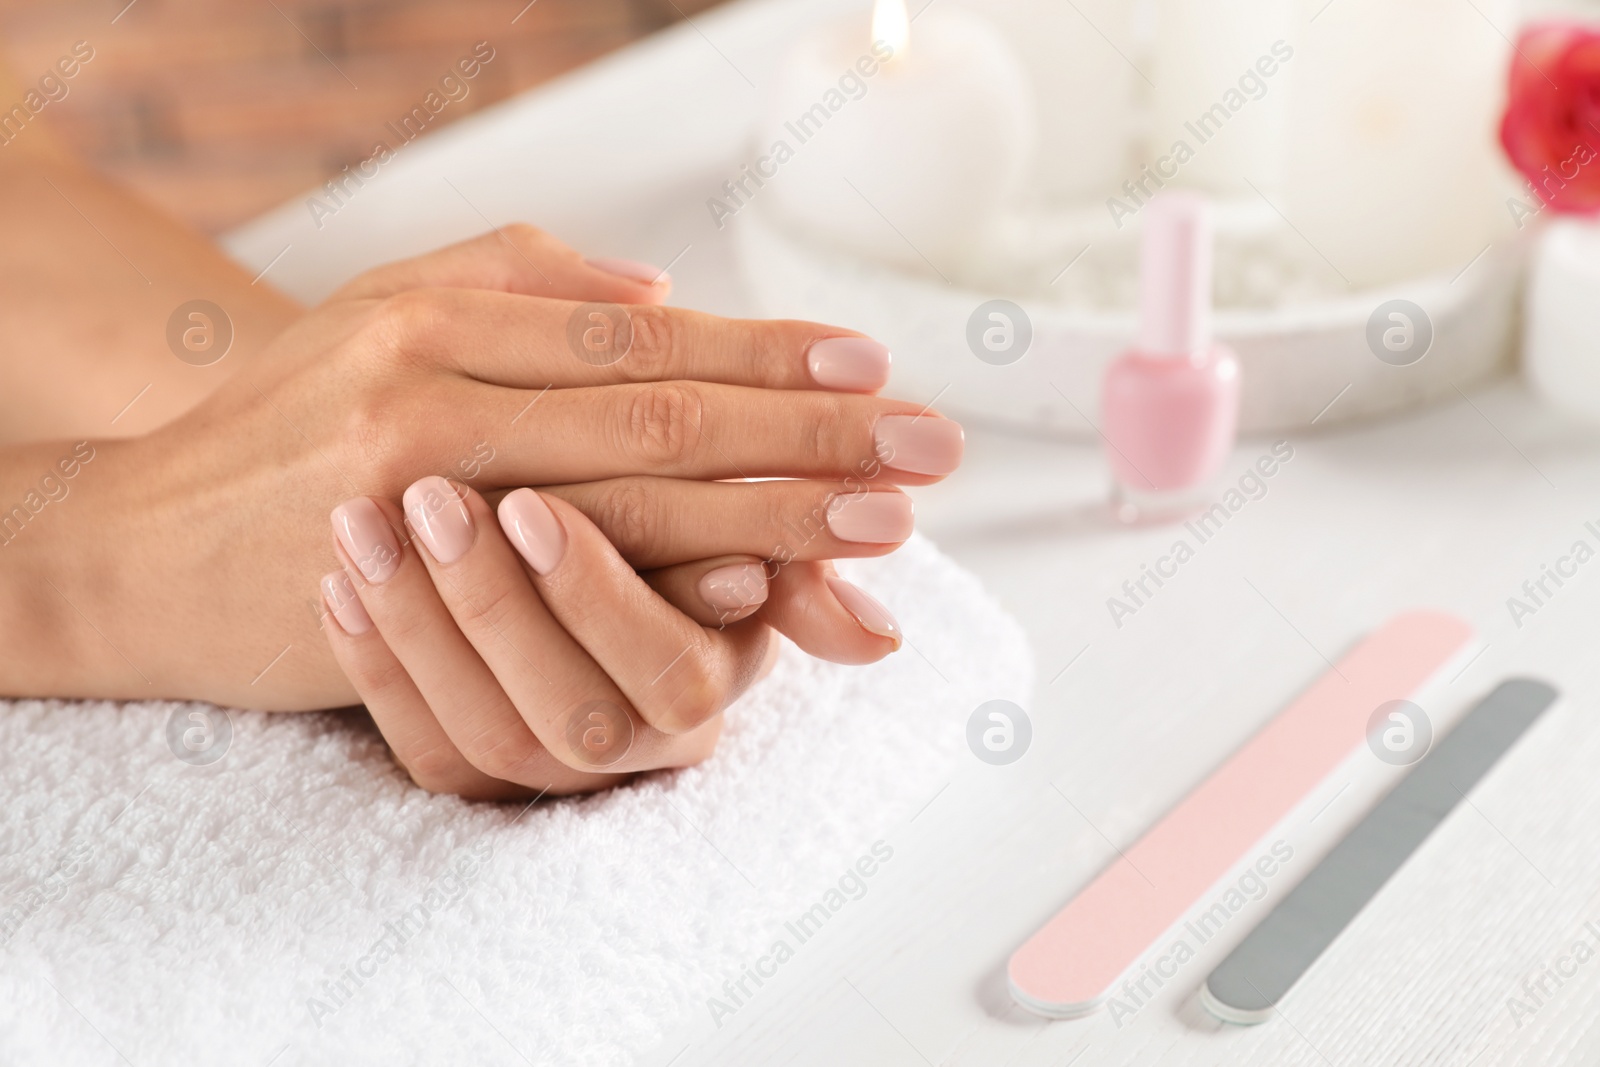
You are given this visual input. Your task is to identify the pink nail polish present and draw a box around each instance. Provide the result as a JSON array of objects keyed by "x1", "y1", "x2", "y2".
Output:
[
  {"x1": 874, "y1": 416, "x2": 965, "y2": 477},
  {"x1": 1101, "y1": 191, "x2": 1241, "y2": 524},
  {"x1": 808, "y1": 336, "x2": 892, "y2": 392},
  {"x1": 827, "y1": 492, "x2": 914, "y2": 544},
  {"x1": 826, "y1": 575, "x2": 902, "y2": 649},
  {"x1": 699, "y1": 563, "x2": 769, "y2": 614},
  {"x1": 403, "y1": 476, "x2": 474, "y2": 565},
  {"x1": 498, "y1": 488, "x2": 567, "y2": 575},
  {"x1": 586, "y1": 256, "x2": 669, "y2": 287},
  {"x1": 320, "y1": 570, "x2": 374, "y2": 636},
  {"x1": 330, "y1": 497, "x2": 402, "y2": 584}
]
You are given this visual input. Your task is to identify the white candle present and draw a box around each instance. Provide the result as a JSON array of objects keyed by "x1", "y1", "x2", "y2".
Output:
[
  {"x1": 949, "y1": 0, "x2": 1138, "y2": 204},
  {"x1": 1280, "y1": 0, "x2": 1520, "y2": 289},
  {"x1": 752, "y1": 0, "x2": 1033, "y2": 276},
  {"x1": 1149, "y1": 0, "x2": 1294, "y2": 197}
]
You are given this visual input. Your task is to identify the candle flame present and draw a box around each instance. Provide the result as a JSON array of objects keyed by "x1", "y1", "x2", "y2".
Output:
[{"x1": 871, "y1": 0, "x2": 910, "y2": 61}]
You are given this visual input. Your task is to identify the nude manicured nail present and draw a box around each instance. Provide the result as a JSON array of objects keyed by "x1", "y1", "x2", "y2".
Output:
[
  {"x1": 498, "y1": 488, "x2": 566, "y2": 575},
  {"x1": 403, "y1": 476, "x2": 474, "y2": 565},
  {"x1": 320, "y1": 570, "x2": 373, "y2": 636},
  {"x1": 699, "y1": 563, "x2": 769, "y2": 615},
  {"x1": 827, "y1": 492, "x2": 914, "y2": 543},
  {"x1": 808, "y1": 336, "x2": 892, "y2": 392},
  {"x1": 874, "y1": 415, "x2": 965, "y2": 476},
  {"x1": 826, "y1": 575, "x2": 902, "y2": 649},
  {"x1": 331, "y1": 497, "x2": 402, "y2": 584},
  {"x1": 586, "y1": 256, "x2": 669, "y2": 286}
]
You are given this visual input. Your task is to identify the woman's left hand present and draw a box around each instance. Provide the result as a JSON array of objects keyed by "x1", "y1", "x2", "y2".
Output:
[{"x1": 321, "y1": 476, "x2": 784, "y2": 799}]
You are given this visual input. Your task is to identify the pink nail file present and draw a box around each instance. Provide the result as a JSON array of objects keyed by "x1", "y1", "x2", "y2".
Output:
[{"x1": 1009, "y1": 610, "x2": 1476, "y2": 1019}]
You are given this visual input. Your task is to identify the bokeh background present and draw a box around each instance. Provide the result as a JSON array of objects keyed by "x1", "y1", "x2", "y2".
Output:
[{"x1": 0, "y1": 0, "x2": 725, "y2": 234}]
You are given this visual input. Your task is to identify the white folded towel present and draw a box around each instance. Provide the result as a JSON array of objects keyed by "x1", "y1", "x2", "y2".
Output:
[{"x1": 0, "y1": 534, "x2": 1031, "y2": 1066}]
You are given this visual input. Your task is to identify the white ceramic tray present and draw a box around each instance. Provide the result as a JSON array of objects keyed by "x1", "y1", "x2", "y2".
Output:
[{"x1": 736, "y1": 202, "x2": 1527, "y2": 438}]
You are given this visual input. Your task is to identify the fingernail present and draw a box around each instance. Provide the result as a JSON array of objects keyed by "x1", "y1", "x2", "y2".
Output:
[
  {"x1": 320, "y1": 570, "x2": 373, "y2": 636},
  {"x1": 699, "y1": 563, "x2": 769, "y2": 615},
  {"x1": 331, "y1": 497, "x2": 402, "y2": 584},
  {"x1": 874, "y1": 415, "x2": 965, "y2": 477},
  {"x1": 498, "y1": 488, "x2": 566, "y2": 575},
  {"x1": 826, "y1": 575, "x2": 902, "y2": 650},
  {"x1": 808, "y1": 336, "x2": 892, "y2": 392},
  {"x1": 403, "y1": 476, "x2": 474, "y2": 565},
  {"x1": 827, "y1": 492, "x2": 914, "y2": 544},
  {"x1": 586, "y1": 256, "x2": 669, "y2": 287}
]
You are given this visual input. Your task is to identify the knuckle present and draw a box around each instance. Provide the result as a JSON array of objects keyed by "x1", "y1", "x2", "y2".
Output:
[
  {"x1": 364, "y1": 598, "x2": 431, "y2": 649},
  {"x1": 618, "y1": 304, "x2": 676, "y2": 381},
  {"x1": 347, "y1": 652, "x2": 412, "y2": 699},
  {"x1": 653, "y1": 643, "x2": 726, "y2": 731},
  {"x1": 740, "y1": 320, "x2": 790, "y2": 386},
  {"x1": 621, "y1": 382, "x2": 703, "y2": 468},
  {"x1": 496, "y1": 223, "x2": 570, "y2": 267},
  {"x1": 464, "y1": 728, "x2": 545, "y2": 783},
  {"x1": 444, "y1": 571, "x2": 521, "y2": 635},
  {"x1": 497, "y1": 221, "x2": 548, "y2": 248},
  {"x1": 366, "y1": 289, "x2": 444, "y2": 355},
  {"x1": 342, "y1": 389, "x2": 416, "y2": 487},
  {"x1": 557, "y1": 697, "x2": 638, "y2": 769},
  {"x1": 400, "y1": 743, "x2": 464, "y2": 793},
  {"x1": 804, "y1": 395, "x2": 846, "y2": 469},
  {"x1": 593, "y1": 479, "x2": 656, "y2": 555}
]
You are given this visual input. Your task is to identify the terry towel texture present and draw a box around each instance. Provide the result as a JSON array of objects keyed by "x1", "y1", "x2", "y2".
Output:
[{"x1": 0, "y1": 534, "x2": 1031, "y2": 1066}]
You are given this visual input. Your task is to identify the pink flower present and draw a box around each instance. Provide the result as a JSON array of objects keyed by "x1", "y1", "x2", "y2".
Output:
[{"x1": 1501, "y1": 21, "x2": 1600, "y2": 214}]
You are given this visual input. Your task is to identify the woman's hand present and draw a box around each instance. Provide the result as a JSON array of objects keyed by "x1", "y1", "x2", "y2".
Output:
[
  {"x1": 1, "y1": 228, "x2": 961, "y2": 709},
  {"x1": 321, "y1": 477, "x2": 783, "y2": 799}
]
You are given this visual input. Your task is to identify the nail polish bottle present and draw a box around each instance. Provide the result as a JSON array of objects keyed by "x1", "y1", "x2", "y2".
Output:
[{"x1": 1101, "y1": 191, "x2": 1240, "y2": 524}]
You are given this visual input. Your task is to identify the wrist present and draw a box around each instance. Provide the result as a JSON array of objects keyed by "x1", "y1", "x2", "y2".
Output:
[{"x1": 0, "y1": 438, "x2": 129, "y2": 698}]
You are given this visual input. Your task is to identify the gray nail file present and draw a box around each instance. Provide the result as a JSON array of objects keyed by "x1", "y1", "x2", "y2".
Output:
[{"x1": 1201, "y1": 677, "x2": 1559, "y2": 1024}]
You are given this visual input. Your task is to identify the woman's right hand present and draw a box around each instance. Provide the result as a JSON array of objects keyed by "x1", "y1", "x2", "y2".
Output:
[{"x1": 10, "y1": 227, "x2": 961, "y2": 710}]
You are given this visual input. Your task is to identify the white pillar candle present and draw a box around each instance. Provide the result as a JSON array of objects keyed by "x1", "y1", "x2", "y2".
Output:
[
  {"x1": 1149, "y1": 0, "x2": 1294, "y2": 197},
  {"x1": 1524, "y1": 218, "x2": 1600, "y2": 421},
  {"x1": 1280, "y1": 0, "x2": 1520, "y2": 289},
  {"x1": 949, "y1": 0, "x2": 1138, "y2": 204},
  {"x1": 752, "y1": 0, "x2": 1033, "y2": 276}
]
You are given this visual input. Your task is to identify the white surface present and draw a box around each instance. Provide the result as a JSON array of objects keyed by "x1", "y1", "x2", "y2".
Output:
[
  {"x1": 219, "y1": 1, "x2": 1600, "y2": 1063},
  {"x1": 0, "y1": 540, "x2": 1029, "y2": 1067}
]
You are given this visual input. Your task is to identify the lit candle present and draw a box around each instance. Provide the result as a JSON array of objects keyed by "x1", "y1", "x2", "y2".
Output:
[
  {"x1": 751, "y1": 0, "x2": 1033, "y2": 276},
  {"x1": 1279, "y1": 0, "x2": 1520, "y2": 288}
]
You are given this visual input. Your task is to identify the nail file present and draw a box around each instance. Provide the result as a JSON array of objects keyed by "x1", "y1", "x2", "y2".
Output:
[
  {"x1": 1008, "y1": 610, "x2": 1477, "y2": 1019},
  {"x1": 1200, "y1": 677, "x2": 1558, "y2": 1024}
]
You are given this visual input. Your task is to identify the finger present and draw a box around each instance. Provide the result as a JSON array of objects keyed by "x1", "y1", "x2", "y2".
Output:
[
  {"x1": 543, "y1": 478, "x2": 914, "y2": 570},
  {"x1": 330, "y1": 493, "x2": 633, "y2": 786},
  {"x1": 496, "y1": 487, "x2": 774, "y2": 735},
  {"x1": 333, "y1": 225, "x2": 674, "y2": 306},
  {"x1": 379, "y1": 286, "x2": 891, "y2": 393},
  {"x1": 761, "y1": 561, "x2": 902, "y2": 666},
  {"x1": 642, "y1": 555, "x2": 770, "y2": 628},
  {"x1": 317, "y1": 568, "x2": 545, "y2": 800},
  {"x1": 461, "y1": 378, "x2": 964, "y2": 486},
  {"x1": 404, "y1": 475, "x2": 744, "y2": 754},
  {"x1": 644, "y1": 558, "x2": 901, "y2": 665}
]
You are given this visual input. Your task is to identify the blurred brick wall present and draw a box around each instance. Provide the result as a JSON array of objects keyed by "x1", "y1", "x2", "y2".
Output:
[{"x1": 0, "y1": 0, "x2": 725, "y2": 234}]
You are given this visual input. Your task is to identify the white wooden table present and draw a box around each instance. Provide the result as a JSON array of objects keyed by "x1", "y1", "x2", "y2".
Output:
[{"x1": 227, "y1": 2, "x2": 1600, "y2": 1063}]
